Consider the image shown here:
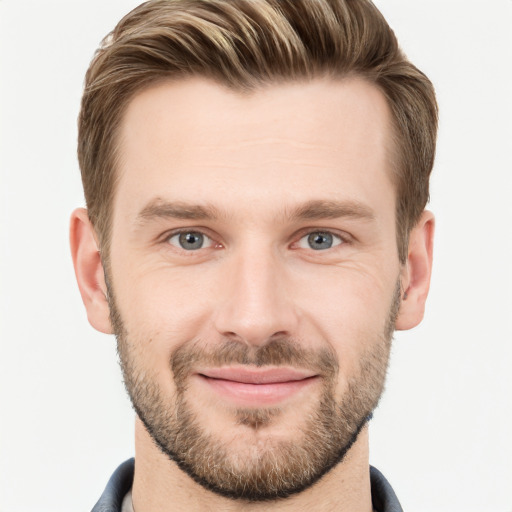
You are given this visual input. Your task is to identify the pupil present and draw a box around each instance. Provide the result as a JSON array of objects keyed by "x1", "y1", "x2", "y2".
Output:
[
  {"x1": 179, "y1": 232, "x2": 203, "y2": 250},
  {"x1": 308, "y1": 232, "x2": 332, "y2": 250}
]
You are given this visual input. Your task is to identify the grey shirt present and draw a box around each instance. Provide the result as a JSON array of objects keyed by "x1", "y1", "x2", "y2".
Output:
[{"x1": 92, "y1": 458, "x2": 403, "y2": 512}]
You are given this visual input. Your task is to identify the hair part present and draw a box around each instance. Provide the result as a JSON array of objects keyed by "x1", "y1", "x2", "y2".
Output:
[{"x1": 78, "y1": 0, "x2": 438, "y2": 262}]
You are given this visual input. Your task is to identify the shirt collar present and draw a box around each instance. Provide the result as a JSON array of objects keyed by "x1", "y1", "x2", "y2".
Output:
[{"x1": 92, "y1": 459, "x2": 403, "y2": 512}]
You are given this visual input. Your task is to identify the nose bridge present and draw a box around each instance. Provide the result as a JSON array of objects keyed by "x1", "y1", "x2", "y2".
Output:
[{"x1": 213, "y1": 240, "x2": 297, "y2": 345}]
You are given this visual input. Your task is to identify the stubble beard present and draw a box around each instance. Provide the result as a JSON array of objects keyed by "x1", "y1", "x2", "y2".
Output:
[{"x1": 110, "y1": 282, "x2": 401, "y2": 502}]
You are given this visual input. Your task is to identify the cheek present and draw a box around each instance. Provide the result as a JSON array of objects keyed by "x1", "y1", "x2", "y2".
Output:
[
  {"x1": 115, "y1": 261, "x2": 235, "y2": 380},
  {"x1": 295, "y1": 266, "x2": 397, "y2": 386},
  {"x1": 114, "y1": 254, "x2": 211, "y2": 323},
  {"x1": 112, "y1": 271, "x2": 212, "y2": 388},
  {"x1": 111, "y1": 242, "x2": 399, "y2": 397}
]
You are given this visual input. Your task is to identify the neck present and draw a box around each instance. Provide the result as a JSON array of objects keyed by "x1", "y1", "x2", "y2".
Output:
[{"x1": 132, "y1": 417, "x2": 373, "y2": 512}]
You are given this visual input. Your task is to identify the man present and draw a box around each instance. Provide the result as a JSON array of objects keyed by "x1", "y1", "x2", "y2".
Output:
[{"x1": 70, "y1": 0, "x2": 437, "y2": 510}]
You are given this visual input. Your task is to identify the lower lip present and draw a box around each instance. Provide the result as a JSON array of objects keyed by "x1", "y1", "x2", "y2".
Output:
[{"x1": 197, "y1": 375, "x2": 318, "y2": 406}]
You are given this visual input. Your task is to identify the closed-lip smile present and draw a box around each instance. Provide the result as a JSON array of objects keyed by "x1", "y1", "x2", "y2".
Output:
[{"x1": 195, "y1": 366, "x2": 319, "y2": 406}]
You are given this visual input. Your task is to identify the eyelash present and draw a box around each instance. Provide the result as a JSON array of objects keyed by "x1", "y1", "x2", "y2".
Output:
[
  {"x1": 162, "y1": 228, "x2": 352, "y2": 253},
  {"x1": 165, "y1": 229, "x2": 219, "y2": 251}
]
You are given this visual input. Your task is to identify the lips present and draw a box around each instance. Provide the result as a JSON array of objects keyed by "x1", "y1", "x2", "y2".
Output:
[
  {"x1": 195, "y1": 366, "x2": 318, "y2": 406},
  {"x1": 199, "y1": 366, "x2": 316, "y2": 384}
]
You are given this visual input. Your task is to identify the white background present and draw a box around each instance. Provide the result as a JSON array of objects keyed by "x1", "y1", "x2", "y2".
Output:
[{"x1": 1, "y1": 1, "x2": 511, "y2": 511}]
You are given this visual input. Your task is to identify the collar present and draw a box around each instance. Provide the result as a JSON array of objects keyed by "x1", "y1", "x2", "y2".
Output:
[{"x1": 92, "y1": 459, "x2": 403, "y2": 512}]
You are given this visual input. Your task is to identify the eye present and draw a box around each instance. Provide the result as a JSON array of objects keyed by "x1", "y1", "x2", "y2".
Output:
[
  {"x1": 297, "y1": 231, "x2": 343, "y2": 251},
  {"x1": 167, "y1": 231, "x2": 214, "y2": 251}
]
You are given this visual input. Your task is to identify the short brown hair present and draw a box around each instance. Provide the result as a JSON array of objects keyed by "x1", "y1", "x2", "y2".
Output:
[{"x1": 78, "y1": 0, "x2": 438, "y2": 262}]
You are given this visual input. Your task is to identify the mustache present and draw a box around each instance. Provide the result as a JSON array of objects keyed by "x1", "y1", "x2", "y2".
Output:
[{"x1": 171, "y1": 338, "x2": 339, "y2": 385}]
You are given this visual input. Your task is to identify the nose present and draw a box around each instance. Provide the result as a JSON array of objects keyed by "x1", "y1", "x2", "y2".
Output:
[{"x1": 212, "y1": 245, "x2": 299, "y2": 347}]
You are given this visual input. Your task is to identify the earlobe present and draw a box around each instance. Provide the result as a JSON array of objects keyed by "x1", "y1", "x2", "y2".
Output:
[
  {"x1": 395, "y1": 210, "x2": 435, "y2": 331},
  {"x1": 69, "y1": 208, "x2": 113, "y2": 334}
]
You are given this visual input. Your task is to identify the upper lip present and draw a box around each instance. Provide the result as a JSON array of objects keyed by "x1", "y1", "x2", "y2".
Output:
[{"x1": 197, "y1": 367, "x2": 317, "y2": 384}]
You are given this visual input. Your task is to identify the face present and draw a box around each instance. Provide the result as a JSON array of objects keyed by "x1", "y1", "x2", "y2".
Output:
[{"x1": 107, "y1": 77, "x2": 403, "y2": 500}]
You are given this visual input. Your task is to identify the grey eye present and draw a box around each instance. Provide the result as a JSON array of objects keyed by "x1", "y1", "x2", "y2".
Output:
[
  {"x1": 298, "y1": 231, "x2": 342, "y2": 250},
  {"x1": 168, "y1": 231, "x2": 211, "y2": 250}
]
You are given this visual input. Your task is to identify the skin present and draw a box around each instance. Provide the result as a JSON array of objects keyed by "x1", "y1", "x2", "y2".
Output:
[{"x1": 70, "y1": 77, "x2": 434, "y2": 511}]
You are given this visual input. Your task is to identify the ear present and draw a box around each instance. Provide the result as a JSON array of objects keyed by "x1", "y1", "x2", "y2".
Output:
[
  {"x1": 395, "y1": 210, "x2": 435, "y2": 331},
  {"x1": 70, "y1": 208, "x2": 113, "y2": 334}
]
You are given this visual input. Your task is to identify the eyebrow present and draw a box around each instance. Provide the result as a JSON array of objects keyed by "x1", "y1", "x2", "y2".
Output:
[
  {"x1": 135, "y1": 198, "x2": 375, "y2": 225},
  {"x1": 286, "y1": 199, "x2": 375, "y2": 222},
  {"x1": 136, "y1": 199, "x2": 223, "y2": 223}
]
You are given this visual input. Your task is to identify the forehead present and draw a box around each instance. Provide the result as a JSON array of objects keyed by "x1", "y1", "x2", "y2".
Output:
[{"x1": 114, "y1": 77, "x2": 394, "y2": 222}]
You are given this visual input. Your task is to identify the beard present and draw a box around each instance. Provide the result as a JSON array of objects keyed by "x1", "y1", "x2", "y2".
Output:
[{"x1": 109, "y1": 281, "x2": 401, "y2": 502}]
